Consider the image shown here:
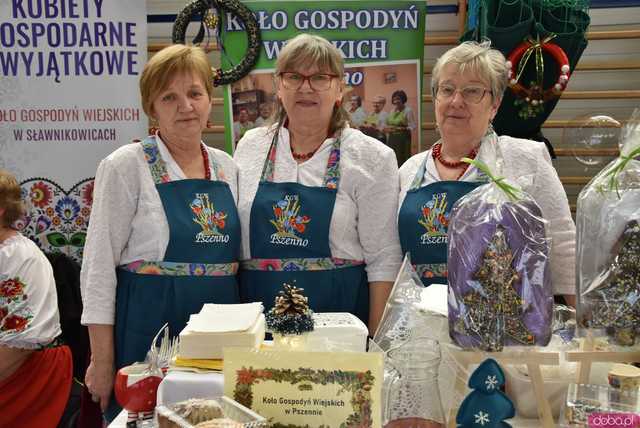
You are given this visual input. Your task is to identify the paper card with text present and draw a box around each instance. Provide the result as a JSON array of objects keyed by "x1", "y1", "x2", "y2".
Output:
[{"x1": 223, "y1": 348, "x2": 382, "y2": 427}]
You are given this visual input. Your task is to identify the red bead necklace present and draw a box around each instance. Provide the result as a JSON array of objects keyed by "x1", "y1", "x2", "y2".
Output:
[
  {"x1": 291, "y1": 148, "x2": 318, "y2": 161},
  {"x1": 200, "y1": 143, "x2": 212, "y2": 180},
  {"x1": 291, "y1": 143, "x2": 322, "y2": 161},
  {"x1": 431, "y1": 142, "x2": 478, "y2": 179}
]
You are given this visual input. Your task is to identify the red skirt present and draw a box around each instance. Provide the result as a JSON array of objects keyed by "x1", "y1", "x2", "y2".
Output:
[{"x1": 0, "y1": 345, "x2": 73, "y2": 428}]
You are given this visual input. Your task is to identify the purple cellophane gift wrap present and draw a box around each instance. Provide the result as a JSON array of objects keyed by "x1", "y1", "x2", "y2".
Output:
[{"x1": 447, "y1": 182, "x2": 553, "y2": 351}]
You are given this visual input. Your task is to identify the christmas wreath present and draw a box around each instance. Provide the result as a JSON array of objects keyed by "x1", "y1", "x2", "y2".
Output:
[
  {"x1": 172, "y1": 0, "x2": 261, "y2": 86},
  {"x1": 505, "y1": 35, "x2": 571, "y2": 119}
]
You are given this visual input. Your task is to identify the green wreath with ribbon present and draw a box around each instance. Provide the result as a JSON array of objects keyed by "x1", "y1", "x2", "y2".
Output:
[
  {"x1": 505, "y1": 35, "x2": 571, "y2": 120},
  {"x1": 172, "y1": 0, "x2": 261, "y2": 86}
]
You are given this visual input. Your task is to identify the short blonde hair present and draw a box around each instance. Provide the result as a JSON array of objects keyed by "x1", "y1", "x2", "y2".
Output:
[
  {"x1": 139, "y1": 44, "x2": 213, "y2": 118},
  {"x1": 0, "y1": 170, "x2": 25, "y2": 227},
  {"x1": 273, "y1": 34, "x2": 348, "y2": 137},
  {"x1": 431, "y1": 40, "x2": 508, "y2": 103}
]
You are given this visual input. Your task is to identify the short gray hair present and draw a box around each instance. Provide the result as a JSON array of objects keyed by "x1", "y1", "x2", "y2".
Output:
[
  {"x1": 431, "y1": 40, "x2": 508, "y2": 103},
  {"x1": 272, "y1": 34, "x2": 348, "y2": 137}
]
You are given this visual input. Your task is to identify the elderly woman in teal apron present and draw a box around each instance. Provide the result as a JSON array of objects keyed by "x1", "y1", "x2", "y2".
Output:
[
  {"x1": 235, "y1": 34, "x2": 402, "y2": 335},
  {"x1": 398, "y1": 40, "x2": 576, "y2": 297},
  {"x1": 384, "y1": 89, "x2": 416, "y2": 165},
  {"x1": 394, "y1": 40, "x2": 577, "y2": 428},
  {"x1": 81, "y1": 45, "x2": 241, "y2": 419}
]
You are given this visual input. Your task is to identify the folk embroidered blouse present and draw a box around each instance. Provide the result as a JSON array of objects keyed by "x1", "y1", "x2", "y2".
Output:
[
  {"x1": 234, "y1": 125, "x2": 403, "y2": 283},
  {"x1": 0, "y1": 233, "x2": 61, "y2": 349},
  {"x1": 80, "y1": 134, "x2": 239, "y2": 326}
]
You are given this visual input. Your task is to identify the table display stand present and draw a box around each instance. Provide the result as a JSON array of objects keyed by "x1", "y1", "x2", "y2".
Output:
[
  {"x1": 446, "y1": 349, "x2": 561, "y2": 428},
  {"x1": 567, "y1": 336, "x2": 640, "y2": 385}
]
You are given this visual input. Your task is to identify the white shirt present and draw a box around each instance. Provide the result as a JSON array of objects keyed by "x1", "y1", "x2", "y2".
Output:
[
  {"x1": 348, "y1": 106, "x2": 368, "y2": 128},
  {"x1": 255, "y1": 117, "x2": 269, "y2": 127},
  {"x1": 80, "y1": 135, "x2": 239, "y2": 325},
  {"x1": 399, "y1": 135, "x2": 576, "y2": 295},
  {"x1": 234, "y1": 126, "x2": 402, "y2": 282},
  {"x1": 0, "y1": 233, "x2": 61, "y2": 349}
]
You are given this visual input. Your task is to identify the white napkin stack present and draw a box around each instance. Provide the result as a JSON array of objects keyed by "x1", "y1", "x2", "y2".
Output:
[{"x1": 178, "y1": 302, "x2": 265, "y2": 359}]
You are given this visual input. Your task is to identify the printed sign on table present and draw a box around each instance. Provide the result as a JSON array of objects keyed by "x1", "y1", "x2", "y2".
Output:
[{"x1": 224, "y1": 348, "x2": 383, "y2": 427}]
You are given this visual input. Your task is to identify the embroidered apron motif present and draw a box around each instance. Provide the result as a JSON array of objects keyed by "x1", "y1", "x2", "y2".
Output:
[
  {"x1": 398, "y1": 150, "x2": 482, "y2": 287},
  {"x1": 240, "y1": 131, "x2": 368, "y2": 323}
]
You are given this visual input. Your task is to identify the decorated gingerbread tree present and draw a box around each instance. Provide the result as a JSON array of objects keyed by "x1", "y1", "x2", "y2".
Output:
[
  {"x1": 456, "y1": 358, "x2": 515, "y2": 428},
  {"x1": 588, "y1": 219, "x2": 640, "y2": 345},
  {"x1": 457, "y1": 226, "x2": 534, "y2": 351}
]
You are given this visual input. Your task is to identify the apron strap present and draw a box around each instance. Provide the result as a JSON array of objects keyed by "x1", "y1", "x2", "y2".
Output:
[
  {"x1": 142, "y1": 136, "x2": 170, "y2": 184},
  {"x1": 141, "y1": 136, "x2": 225, "y2": 184},
  {"x1": 120, "y1": 260, "x2": 239, "y2": 277},
  {"x1": 260, "y1": 129, "x2": 342, "y2": 190},
  {"x1": 241, "y1": 256, "x2": 363, "y2": 271},
  {"x1": 409, "y1": 151, "x2": 430, "y2": 190}
]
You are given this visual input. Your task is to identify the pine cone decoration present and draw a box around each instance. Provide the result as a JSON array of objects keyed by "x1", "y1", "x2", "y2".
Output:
[
  {"x1": 266, "y1": 282, "x2": 314, "y2": 335},
  {"x1": 274, "y1": 284, "x2": 309, "y2": 315}
]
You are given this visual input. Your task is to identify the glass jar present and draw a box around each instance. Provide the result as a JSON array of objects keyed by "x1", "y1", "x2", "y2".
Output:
[{"x1": 383, "y1": 337, "x2": 444, "y2": 426}]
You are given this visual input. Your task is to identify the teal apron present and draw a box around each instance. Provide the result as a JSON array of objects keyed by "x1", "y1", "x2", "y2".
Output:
[
  {"x1": 107, "y1": 136, "x2": 240, "y2": 420},
  {"x1": 398, "y1": 153, "x2": 481, "y2": 287},
  {"x1": 239, "y1": 132, "x2": 369, "y2": 324}
]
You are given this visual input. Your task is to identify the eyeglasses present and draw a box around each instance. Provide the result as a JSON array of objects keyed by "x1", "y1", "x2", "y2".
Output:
[
  {"x1": 435, "y1": 84, "x2": 492, "y2": 104},
  {"x1": 279, "y1": 72, "x2": 338, "y2": 92}
]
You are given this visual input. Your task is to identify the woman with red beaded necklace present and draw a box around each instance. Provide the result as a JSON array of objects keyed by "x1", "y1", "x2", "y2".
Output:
[
  {"x1": 394, "y1": 41, "x2": 576, "y2": 428},
  {"x1": 81, "y1": 45, "x2": 241, "y2": 421},
  {"x1": 399, "y1": 40, "x2": 576, "y2": 295},
  {"x1": 234, "y1": 34, "x2": 402, "y2": 336}
]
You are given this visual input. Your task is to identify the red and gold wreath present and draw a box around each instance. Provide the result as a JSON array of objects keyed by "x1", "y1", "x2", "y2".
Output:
[{"x1": 505, "y1": 35, "x2": 571, "y2": 119}]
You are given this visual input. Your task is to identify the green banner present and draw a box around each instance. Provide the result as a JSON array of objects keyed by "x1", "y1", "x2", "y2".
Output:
[{"x1": 220, "y1": 0, "x2": 426, "y2": 163}]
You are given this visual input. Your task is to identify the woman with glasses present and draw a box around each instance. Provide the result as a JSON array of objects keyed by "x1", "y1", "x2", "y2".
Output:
[
  {"x1": 234, "y1": 34, "x2": 402, "y2": 334},
  {"x1": 384, "y1": 89, "x2": 416, "y2": 165},
  {"x1": 393, "y1": 40, "x2": 576, "y2": 428},
  {"x1": 398, "y1": 40, "x2": 575, "y2": 296}
]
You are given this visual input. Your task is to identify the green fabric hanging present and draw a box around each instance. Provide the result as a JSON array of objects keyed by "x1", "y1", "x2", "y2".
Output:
[{"x1": 461, "y1": 0, "x2": 590, "y2": 143}]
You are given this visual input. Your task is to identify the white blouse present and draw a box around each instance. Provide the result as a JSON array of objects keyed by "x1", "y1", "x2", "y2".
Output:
[
  {"x1": 234, "y1": 126, "x2": 402, "y2": 283},
  {"x1": 0, "y1": 233, "x2": 61, "y2": 349},
  {"x1": 399, "y1": 135, "x2": 576, "y2": 295},
  {"x1": 80, "y1": 135, "x2": 239, "y2": 326}
]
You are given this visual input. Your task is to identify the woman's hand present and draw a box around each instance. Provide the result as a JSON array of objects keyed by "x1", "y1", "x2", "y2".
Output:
[
  {"x1": 86, "y1": 324, "x2": 115, "y2": 411},
  {"x1": 85, "y1": 358, "x2": 115, "y2": 411},
  {"x1": 386, "y1": 417, "x2": 443, "y2": 428},
  {"x1": 369, "y1": 281, "x2": 393, "y2": 336}
]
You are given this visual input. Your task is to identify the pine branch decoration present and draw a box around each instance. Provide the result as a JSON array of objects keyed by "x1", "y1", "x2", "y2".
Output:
[
  {"x1": 588, "y1": 220, "x2": 640, "y2": 346},
  {"x1": 456, "y1": 226, "x2": 535, "y2": 351}
]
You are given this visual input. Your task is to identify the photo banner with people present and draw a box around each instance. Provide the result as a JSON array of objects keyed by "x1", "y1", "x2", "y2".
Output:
[
  {"x1": 221, "y1": 1, "x2": 426, "y2": 165},
  {"x1": 0, "y1": 0, "x2": 148, "y2": 262}
]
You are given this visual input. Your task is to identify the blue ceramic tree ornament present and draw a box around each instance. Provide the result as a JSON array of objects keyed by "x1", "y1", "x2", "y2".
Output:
[{"x1": 456, "y1": 358, "x2": 515, "y2": 427}]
